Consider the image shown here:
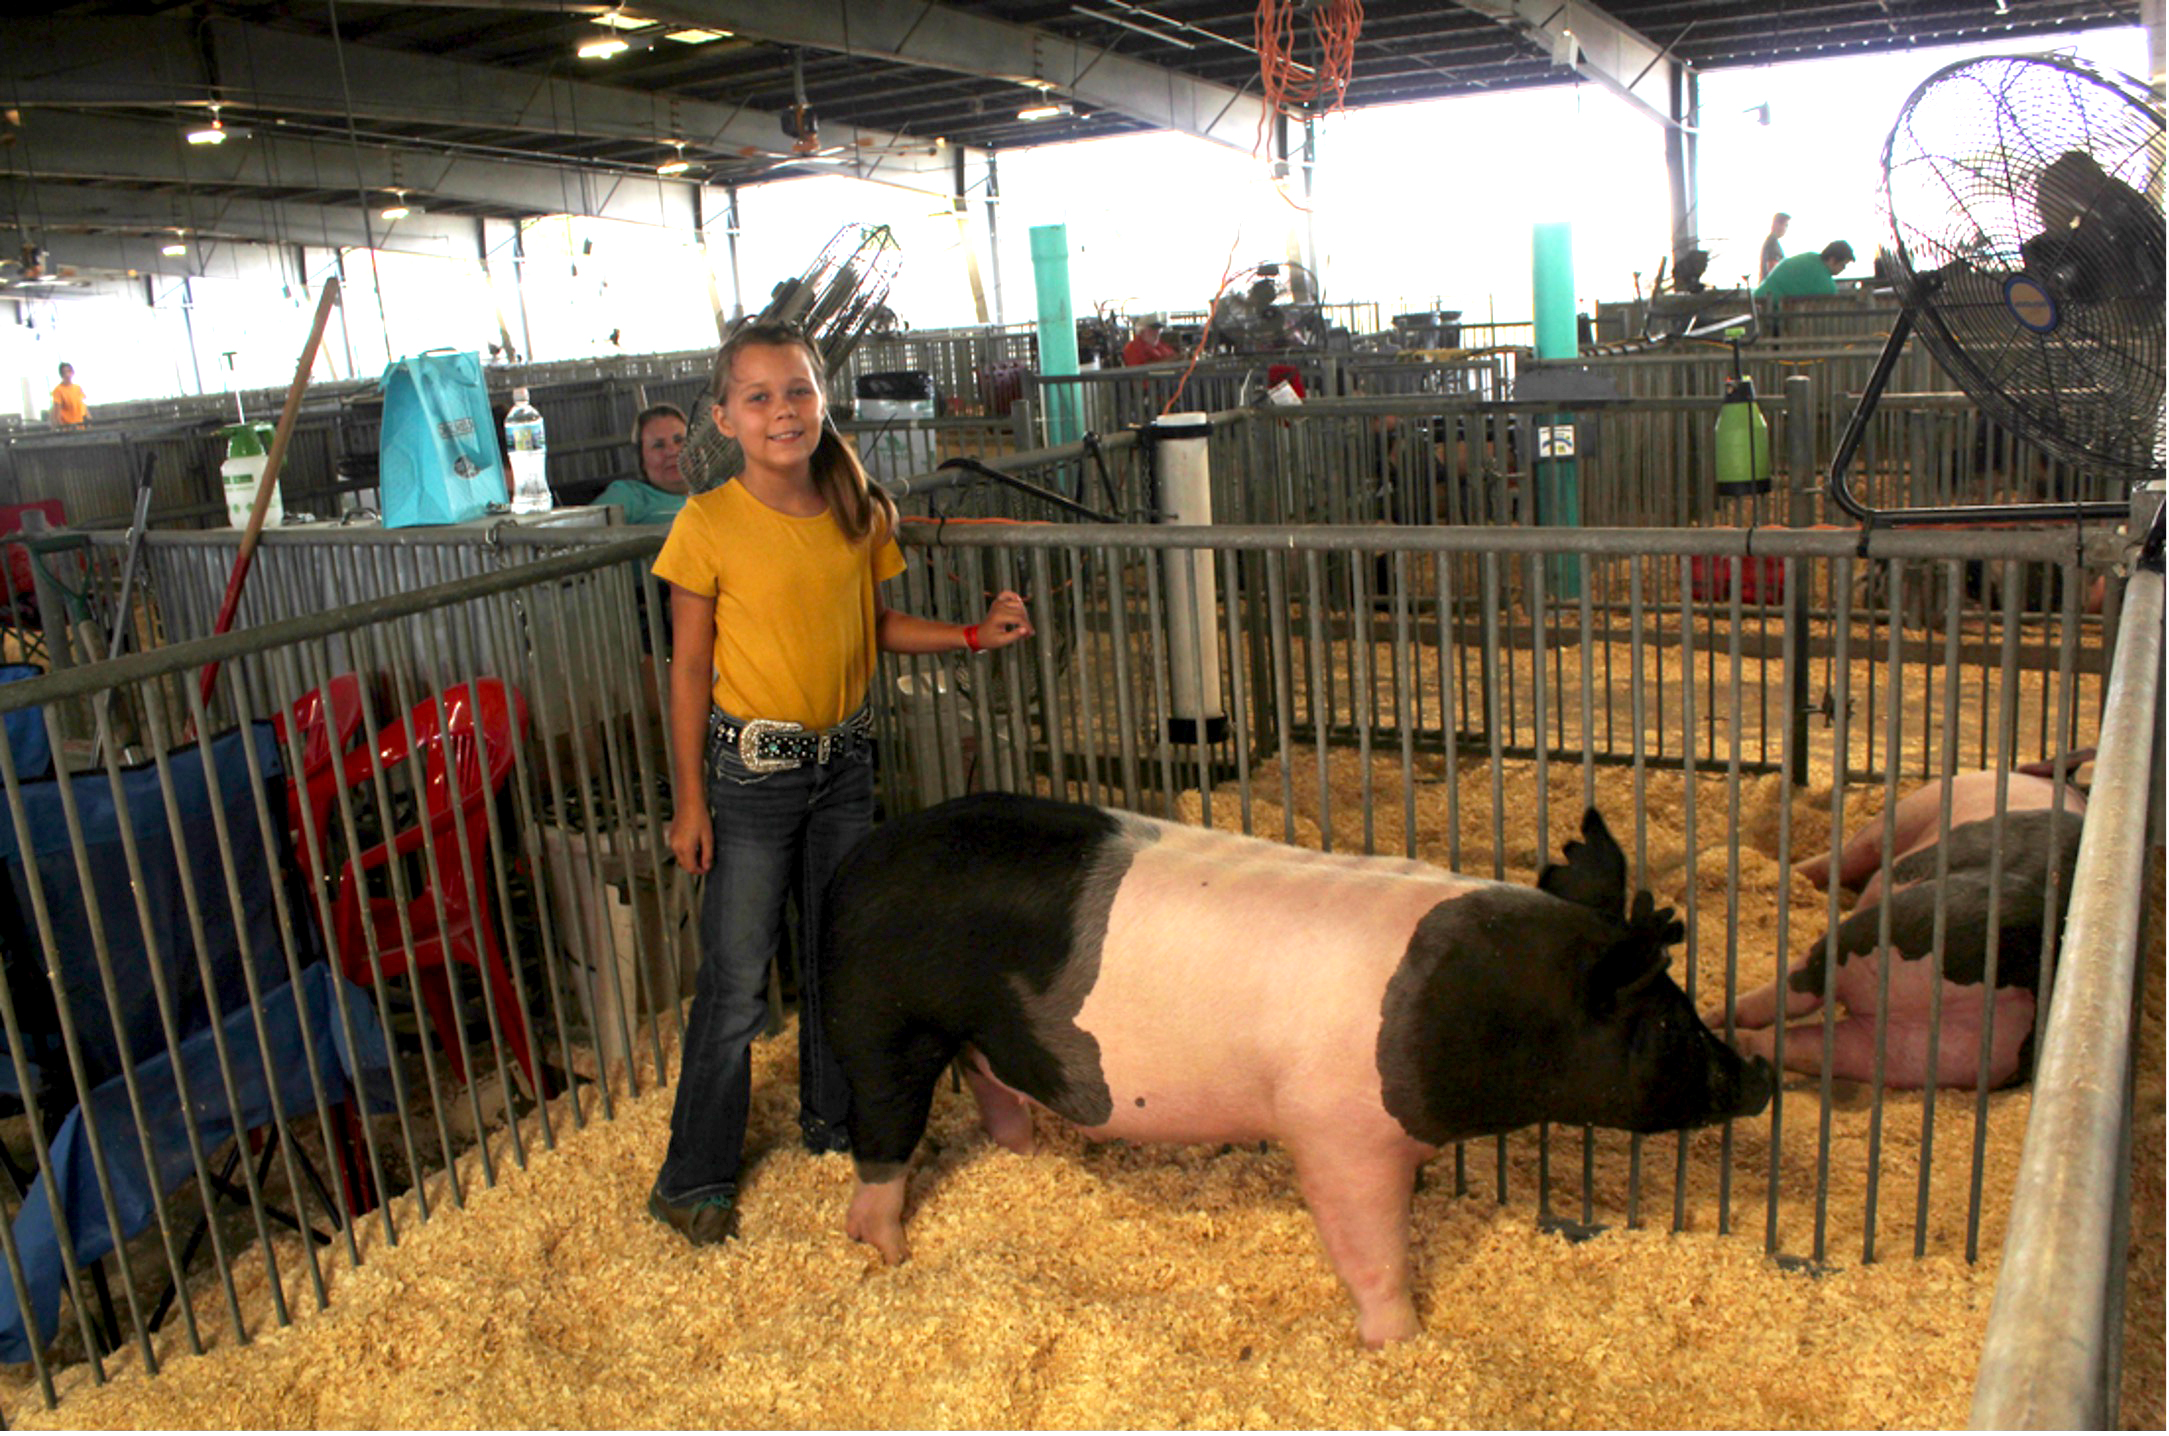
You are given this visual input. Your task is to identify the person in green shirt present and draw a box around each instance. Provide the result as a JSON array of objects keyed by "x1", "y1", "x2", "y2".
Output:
[
  {"x1": 594, "y1": 403, "x2": 692, "y2": 524},
  {"x1": 1755, "y1": 240, "x2": 1854, "y2": 301}
]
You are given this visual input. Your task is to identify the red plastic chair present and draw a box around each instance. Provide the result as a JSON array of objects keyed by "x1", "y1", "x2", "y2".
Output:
[
  {"x1": 327, "y1": 679, "x2": 536, "y2": 1094},
  {"x1": 1, "y1": 500, "x2": 70, "y2": 660},
  {"x1": 273, "y1": 673, "x2": 366, "y2": 866},
  {"x1": 0, "y1": 500, "x2": 67, "y2": 613}
]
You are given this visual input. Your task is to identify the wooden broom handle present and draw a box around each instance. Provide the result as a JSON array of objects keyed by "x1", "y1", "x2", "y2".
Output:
[{"x1": 197, "y1": 277, "x2": 342, "y2": 712}]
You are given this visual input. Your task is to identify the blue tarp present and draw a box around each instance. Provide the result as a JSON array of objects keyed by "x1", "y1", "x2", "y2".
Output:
[
  {"x1": 0, "y1": 961, "x2": 394, "y2": 1361},
  {"x1": 0, "y1": 663, "x2": 50, "y2": 784},
  {"x1": 0, "y1": 724, "x2": 294, "y2": 1105},
  {"x1": 0, "y1": 723, "x2": 399, "y2": 1362}
]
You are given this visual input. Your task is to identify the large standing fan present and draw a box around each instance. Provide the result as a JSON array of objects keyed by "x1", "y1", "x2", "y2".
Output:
[
  {"x1": 682, "y1": 222, "x2": 904, "y2": 492},
  {"x1": 1831, "y1": 54, "x2": 2165, "y2": 525}
]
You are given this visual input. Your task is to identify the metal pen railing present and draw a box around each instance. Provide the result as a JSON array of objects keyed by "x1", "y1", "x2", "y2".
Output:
[
  {"x1": 0, "y1": 534, "x2": 691, "y2": 1408},
  {"x1": 0, "y1": 464, "x2": 2146, "y2": 1421},
  {"x1": 896, "y1": 407, "x2": 2118, "y2": 790},
  {"x1": 1971, "y1": 488, "x2": 2163, "y2": 1429}
]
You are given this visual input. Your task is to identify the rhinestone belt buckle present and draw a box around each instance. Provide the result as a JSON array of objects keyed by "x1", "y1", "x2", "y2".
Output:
[{"x1": 737, "y1": 717, "x2": 805, "y2": 774}]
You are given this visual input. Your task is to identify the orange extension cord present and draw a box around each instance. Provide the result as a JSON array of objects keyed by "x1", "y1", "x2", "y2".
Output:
[{"x1": 1254, "y1": 0, "x2": 1363, "y2": 126}]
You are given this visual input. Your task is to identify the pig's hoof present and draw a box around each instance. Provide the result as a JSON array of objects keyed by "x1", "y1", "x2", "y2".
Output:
[
  {"x1": 845, "y1": 1186, "x2": 910, "y2": 1265},
  {"x1": 846, "y1": 1215, "x2": 908, "y2": 1265},
  {"x1": 1356, "y1": 1301, "x2": 1420, "y2": 1349}
]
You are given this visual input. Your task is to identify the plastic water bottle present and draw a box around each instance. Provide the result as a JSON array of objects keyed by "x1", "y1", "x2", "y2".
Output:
[{"x1": 504, "y1": 387, "x2": 553, "y2": 515}]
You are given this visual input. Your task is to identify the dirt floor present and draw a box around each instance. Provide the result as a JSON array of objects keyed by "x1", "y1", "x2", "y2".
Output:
[{"x1": 2, "y1": 752, "x2": 2158, "y2": 1430}]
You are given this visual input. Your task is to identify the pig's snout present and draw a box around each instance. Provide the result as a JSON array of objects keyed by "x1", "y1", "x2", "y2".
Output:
[{"x1": 1730, "y1": 1055, "x2": 1775, "y2": 1120}]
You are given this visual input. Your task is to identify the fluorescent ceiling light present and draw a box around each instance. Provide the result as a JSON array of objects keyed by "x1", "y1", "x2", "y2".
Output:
[
  {"x1": 186, "y1": 121, "x2": 226, "y2": 144},
  {"x1": 594, "y1": 10, "x2": 723, "y2": 42},
  {"x1": 161, "y1": 243, "x2": 187, "y2": 256},
  {"x1": 381, "y1": 203, "x2": 409, "y2": 220},
  {"x1": 656, "y1": 159, "x2": 692, "y2": 176},
  {"x1": 578, "y1": 38, "x2": 631, "y2": 60},
  {"x1": 1018, "y1": 102, "x2": 1073, "y2": 121}
]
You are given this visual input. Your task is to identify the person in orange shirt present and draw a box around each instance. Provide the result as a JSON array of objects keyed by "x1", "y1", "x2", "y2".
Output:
[
  {"x1": 48, "y1": 363, "x2": 87, "y2": 426},
  {"x1": 1121, "y1": 317, "x2": 1179, "y2": 367}
]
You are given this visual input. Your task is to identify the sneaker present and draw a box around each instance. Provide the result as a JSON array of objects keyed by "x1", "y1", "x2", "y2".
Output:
[
  {"x1": 800, "y1": 1115, "x2": 852, "y2": 1156},
  {"x1": 648, "y1": 1186, "x2": 739, "y2": 1246}
]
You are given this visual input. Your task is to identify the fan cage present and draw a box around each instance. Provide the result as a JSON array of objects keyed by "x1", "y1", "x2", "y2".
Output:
[
  {"x1": 682, "y1": 223, "x2": 905, "y2": 492},
  {"x1": 1881, "y1": 53, "x2": 2165, "y2": 483}
]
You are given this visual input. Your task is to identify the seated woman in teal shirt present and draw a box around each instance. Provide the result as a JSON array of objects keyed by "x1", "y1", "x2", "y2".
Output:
[
  {"x1": 594, "y1": 406, "x2": 688, "y2": 765},
  {"x1": 594, "y1": 404, "x2": 691, "y2": 523}
]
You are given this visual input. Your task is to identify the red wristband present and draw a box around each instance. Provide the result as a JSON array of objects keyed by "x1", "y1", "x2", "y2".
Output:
[{"x1": 963, "y1": 623, "x2": 983, "y2": 653}]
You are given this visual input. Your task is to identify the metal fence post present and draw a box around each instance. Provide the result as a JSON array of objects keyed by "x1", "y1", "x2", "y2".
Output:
[
  {"x1": 1014, "y1": 395, "x2": 1038, "y2": 453},
  {"x1": 1785, "y1": 374, "x2": 1814, "y2": 787}
]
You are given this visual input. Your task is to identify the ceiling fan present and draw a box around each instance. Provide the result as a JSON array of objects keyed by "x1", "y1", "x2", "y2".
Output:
[
  {"x1": 729, "y1": 50, "x2": 940, "y2": 173},
  {"x1": 0, "y1": 243, "x2": 95, "y2": 297}
]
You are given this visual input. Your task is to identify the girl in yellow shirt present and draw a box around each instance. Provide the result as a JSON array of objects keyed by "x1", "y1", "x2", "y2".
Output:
[{"x1": 647, "y1": 321, "x2": 1030, "y2": 1244}]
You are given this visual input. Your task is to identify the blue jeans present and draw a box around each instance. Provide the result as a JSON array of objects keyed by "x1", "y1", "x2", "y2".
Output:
[{"x1": 654, "y1": 729, "x2": 874, "y2": 1205}]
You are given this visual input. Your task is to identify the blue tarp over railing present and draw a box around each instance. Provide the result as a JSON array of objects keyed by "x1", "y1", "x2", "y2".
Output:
[
  {"x1": 0, "y1": 962, "x2": 394, "y2": 1360},
  {"x1": 0, "y1": 723, "x2": 397, "y2": 1361}
]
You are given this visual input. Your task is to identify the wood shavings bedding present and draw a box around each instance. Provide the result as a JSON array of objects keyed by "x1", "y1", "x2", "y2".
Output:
[
  {"x1": 2, "y1": 759, "x2": 2157, "y2": 1429},
  {"x1": 0, "y1": 1031, "x2": 2005, "y2": 1431}
]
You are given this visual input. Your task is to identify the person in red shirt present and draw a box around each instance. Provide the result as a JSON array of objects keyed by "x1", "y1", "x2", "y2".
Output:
[{"x1": 1121, "y1": 318, "x2": 1178, "y2": 367}]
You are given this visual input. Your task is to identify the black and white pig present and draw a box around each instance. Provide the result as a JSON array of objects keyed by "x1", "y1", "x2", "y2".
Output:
[
  {"x1": 1713, "y1": 762, "x2": 2087, "y2": 1089},
  {"x1": 820, "y1": 795, "x2": 1772, "y2": 1347}
]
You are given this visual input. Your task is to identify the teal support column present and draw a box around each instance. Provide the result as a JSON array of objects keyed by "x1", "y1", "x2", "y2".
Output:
[
  {"x1": 1030, "y1": 223, "x2": 1082, "y2": 447},
  {"x1": 1531, "y1": 222, "x2": 1581, "y2": 597},
  {"x1": 1532, "y1": 223, "x2": 1578, "y2": 360}
]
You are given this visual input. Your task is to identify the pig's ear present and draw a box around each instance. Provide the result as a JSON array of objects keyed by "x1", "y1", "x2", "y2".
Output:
[
  {"x1": 1539, "y1": 807, "x2": 1627, "y2": 921},
  {"x1": 1588, "y1": 890, "x2": 1683, "y2": 1012},
  {"x1": 1627, "y1": 889, "x2": 1686, "y2": 948}
]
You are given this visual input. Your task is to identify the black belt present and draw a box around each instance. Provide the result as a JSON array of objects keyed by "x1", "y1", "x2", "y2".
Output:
[{"x1": 709, "y1": 707, "x2": 872, "y2": 773}]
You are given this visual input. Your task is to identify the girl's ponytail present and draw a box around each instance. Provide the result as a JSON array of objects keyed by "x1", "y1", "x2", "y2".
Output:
[{"x1": 810, "y1": 422, "x2": 899, "y2": 546}]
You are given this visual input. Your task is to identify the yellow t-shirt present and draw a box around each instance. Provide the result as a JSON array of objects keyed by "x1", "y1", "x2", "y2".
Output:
[
  {"x1": 49, "y1": 383, "x2": 87, "y2": 426},
  {"x1": 651, "y1": 482, "x2": 906, "y2": 730}
]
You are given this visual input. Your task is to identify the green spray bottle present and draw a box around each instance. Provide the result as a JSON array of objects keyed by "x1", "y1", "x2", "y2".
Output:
[{"x1": 1714, "y1": 327, "x2": 1772, "y2": 498}]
